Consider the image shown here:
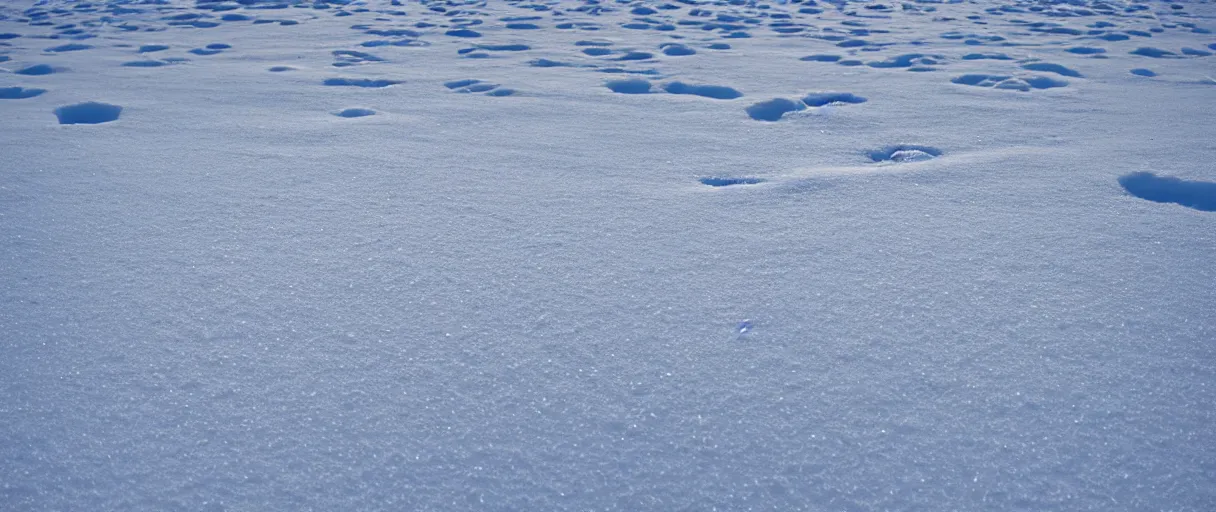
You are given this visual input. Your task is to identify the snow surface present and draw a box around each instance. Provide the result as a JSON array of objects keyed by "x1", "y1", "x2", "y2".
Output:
[{"x1": 2, "y1": 0, "x2": 1215, "y2": 510}]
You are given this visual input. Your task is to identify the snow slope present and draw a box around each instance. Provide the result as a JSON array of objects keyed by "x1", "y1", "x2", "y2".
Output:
[{"x1": 2, "y1": 0, "x2": 1214, "y2": 510}]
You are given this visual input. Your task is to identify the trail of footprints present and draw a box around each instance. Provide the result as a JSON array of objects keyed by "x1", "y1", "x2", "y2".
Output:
[{"x1": 0, "y1": 0, "x2": 1212, "y2": 205}]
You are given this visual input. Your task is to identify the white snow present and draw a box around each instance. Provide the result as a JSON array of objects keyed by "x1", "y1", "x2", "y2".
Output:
[{"x1": 1, "y1": 0, "x2": 1214, "y2": 510}]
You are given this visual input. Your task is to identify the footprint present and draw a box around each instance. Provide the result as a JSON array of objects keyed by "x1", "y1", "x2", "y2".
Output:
[
  {"x1": 662, "y1": 82, "x2": 741, "y2": 100},
  {"x1": 745, "y1": 98, "x2": 805, "y2": 122},
  {"x1": 1021, "y1": 62, "x2": 1083, "y2": 78},
  {"x1": 0, "y1": 86, "x2": 45, "y2": 99},
  {"x1": 1130, "y1": 68, "x2": 1156, "y2": 77},
  {"x1": 444, "y1": 79, "x2": 512, "y2": 96},
  {"x1": 1027, "y1": 26, "x2": 1083, "y2": 36},
  {"x1": 366, "y1": 29, "x2": 420, "y2": 38},
  {"x1": 122, "y1": 60, "x2": 167, "y2": 67},
  {"x1": 54, "y1": 102, "x2": 122, "y2": 125},
  {"x1": 867, "y1": 145, "x2": 942, "y2": 163},
  {"x1": 390, "y1": 39, "x2": 430, "y2": 48},
  {"x1": 1066, "y1": 47, "x2": 1106, "y2": 55},
  {"x1": 801, "y1": 54, "x2": 842, "y2": 62},
  {"x1": 139, "y1": 44, "x2": 170, "y2": 53},
  {"x1": 456, "y1": 81, "x2": 498, "y2": 93},
  {"x1": 1118, "y1": 172, "x2": 1216, "y2": 211},
  {"x1": 457, "y1": 83, "x2": 498, "y2": 93},
  {"x1": 476, "y1": 44, "x2": 530, "y2": 52},
  {"x1": 802, "y1": 92, "x2": 867, "y2": 107},
  {"x1": 1130, "y1": 47, "x2": 1178, "y2": 58},
  {"x1": 445, "y1": 29, "x2": 481, "y2": 38},
  {"x1": 15, "y1": 64, "x2": 59, "y2": 76},
  {"x1": 597, "y1": 67, "x2": 660, "y2": 76},
  {"x1": 951, "y1": 74, "x2": 1066, "y2": 91},
  {"x1": 323, "y1": 78, "x2": 401, "y2": 88},
  {"x1": 615, "y1": 51, "x2": 653, "y2": 61},
  {"x1": 334, "y1": 108, "x2": 376, "y2": 118},
  {"x1": 444, "y1": 79, "x2": 482, "y2": 89},
  {"x1": 605, "y1": 79, "x2": 652, "y2": 94},
  {"x1": 961, "y1": 53, "x2": 1012, "y2": 60},
  {"x1": 530, "y1": 58, "x2": 582, "y2": 68},
  {"x1": 700, "y1": 177, "x2": 765, "y2": 187},
  {"x1": 333, "y1": 50, "x2": 384, "y2": 66},
  {"x1": 868, "y1": 53, "x2": 942, "y2": 69},
  {"x1": 45, "y1": 43, "x2": 92, "y2": 53},
  {"x1": 660, "y1": 43, "x2": 696, "y2": 56},
  {"x1": 268, "y1": 66, "x2": 296, "y2": 72}
]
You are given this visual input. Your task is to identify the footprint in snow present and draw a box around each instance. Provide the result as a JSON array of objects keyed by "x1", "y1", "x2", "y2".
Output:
[
  {"x1": 54, "y1": 102, "x2": 122, "y2": 125},
  {"x1": 746, "y1": 98, "x2": 805, "y2": 121},
  {"x1": 122, "y1": 60, "x2": 169, "y2": 67},
  {"x1": 15, "y1": 64, "x2": 61, "y2": 76},
  {"x1": 1020, "y1": 62, "x2": 1084, "y2": 78},
  {"x1": 802, "y1": 92, "x2": 867, "y2": 107},
  {"x1": 323, "y1": 78, "x2": 401, "y2": 88},
  {"x1": 662, "y1": 82, "x2": 742, "y2": 100},
  {"x1": 189, "y1": 43, "x2": 231, "y2": 56},
  {"x1": 1119, "y1": 172, "x2": 1216, "y2": 212},
  {"x1": 444, "y1": 79, "x2": 514, "y2": 96},
  {"x1": 0, "y1": 86, "x2": 45, "y2": 99},
  {"x1": 951, "y1": 74, "x2": 1068, "y2": 92},
  {"x1": 332, "y1": 50, "x2": 384, "y2": 67},
  {"x1": 745, "y1": 92, "x2": 867, "y2": 121},
  {"x1": 334, "y1": 108, "x2": 376, "y2": 118},
  {"x1": 45, "y1": 43, "x2": 92, "y2": 53},
  {"x1": 700, "y1": 177, "x2": 766, "y2": 187},
  {"x1": 867, "y1": 145, "x2": 943, "y2": 163},
  {"x1": 605, "y1": 79, "x2": 653, "y2": 94}
]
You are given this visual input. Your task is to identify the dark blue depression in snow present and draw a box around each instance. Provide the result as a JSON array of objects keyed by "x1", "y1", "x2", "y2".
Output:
[
  {"x1": 1119, "y1": 172, "x2": 1216, "y2": 211},
  {"x1": 54, "y1": 102, "x2": 122, "y2": 124},
  {"x1": 700, "y1": 177, "x2": 766, "y2": 187}
]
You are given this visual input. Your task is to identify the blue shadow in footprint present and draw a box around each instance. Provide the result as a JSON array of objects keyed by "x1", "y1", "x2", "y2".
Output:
[
  {"x1": 1119, "y1": 172, "x2": 1216, "y2": 211},
  {"x1": 700, "y1": 177, "x2": 765, "y2": 187}
]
